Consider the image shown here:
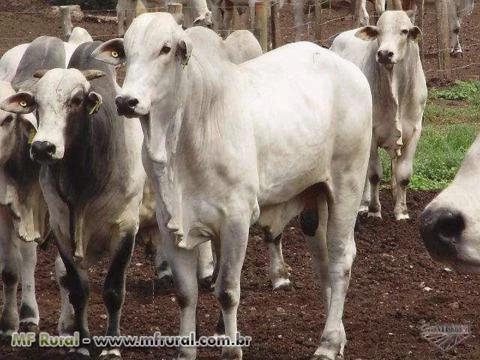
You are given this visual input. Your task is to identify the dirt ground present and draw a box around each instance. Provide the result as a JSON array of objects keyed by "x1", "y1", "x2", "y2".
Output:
[
  {"x1": 2, "y1": 190, "x2": 480, "y2": 360},
  {"x1": 1, "y1": 1, "x2": 480, "y2": 360}
]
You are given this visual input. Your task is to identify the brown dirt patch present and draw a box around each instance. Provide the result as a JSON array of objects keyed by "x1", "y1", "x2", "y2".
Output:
[{"x1": 1, "y1": 190, "x2": 480, "y2": 360}]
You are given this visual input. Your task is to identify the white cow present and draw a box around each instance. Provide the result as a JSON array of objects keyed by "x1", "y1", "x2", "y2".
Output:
[
  {"x1": 420, "y1": 133, "x2": 480, "y2": 274},
  {"x1": 448, "y1": 0, "x2": 475, "y2": 55},
  {"x1": 331, "y1": 11, "x2": 427, "y2": 220},
  {"x1": 94, "y1": 12, "x2": 372, "y2": 360},
  {"x1": 0, "y1": 44, "x2": 29, "y2": 82},
  {"x1": 0, "y1": 81, "x2": 48, "y2": 338}
]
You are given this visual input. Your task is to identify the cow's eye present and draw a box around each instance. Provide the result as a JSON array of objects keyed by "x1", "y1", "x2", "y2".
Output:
[
  {"x1": 70, "y1": 96, "x2": 83, "y2": 106},
  {"x1": 160, "y1": 45, "x2": 171, "y2": 55},
  {"x1": 401, "y1": 29, "x2": 409, "y2": 35},
  {"x1": 1, "y1": 115, "x2": 13, "y2": 126}
]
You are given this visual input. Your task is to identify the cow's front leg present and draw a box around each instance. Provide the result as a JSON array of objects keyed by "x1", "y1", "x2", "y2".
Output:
[
  {"x1": 264, "y1": 228, "x2": 291, "y2": 290},
  {"x1": 99, "y1": 231, "x2": 135, "y2": 360},
  {"x1": 18, "y1": 240, "x2": 39, "y2": 332},
  {"x1": 393, "y1": 129, "x2": 421, "y2": 220},
  {"x1": 56, "y1": 251, "x2": 90, "y2": 359},
  {"x1": 216, "y1": 219, "x2": 249, "y2": 360},
  {"x1": 164, "y1": 234, "x2": 199, "y2": 360},
  {"x1": 197, "y1": 241, "x2": 214, "y2": 291},
  {"x1": 0, "y1": 212, "x2": 20, "y2": 339}
]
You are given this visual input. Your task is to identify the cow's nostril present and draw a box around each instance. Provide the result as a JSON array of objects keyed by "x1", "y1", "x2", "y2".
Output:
[
  {"x1": 31, "y1": 141, "x2": 56, "y2": 161},
  {"x1": 127, "y1": 98, "x2": 139, "y2": 108},
  {"x1": 434, "y1": 210, "x2": 465, "y2": 239},
  {"x1": 387, "y1": 51, "x2": 394, "y2": 58}
]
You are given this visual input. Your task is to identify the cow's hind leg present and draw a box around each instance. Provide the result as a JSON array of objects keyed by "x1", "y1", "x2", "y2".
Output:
[
  {"x1": 368, "y1": 142, "x2": 382, "y2": 218},
  {"x1": 216, "y1": 218, "x2": 250, "y2": 360},
  {"x1": 19, "y1": 240, "x2": 39, "y2": 332},
  {"x1": 311, "y1": 177, "x2": 360, "y2": 360},
  {"x1": 393, "y1": 129, "x2": 421, "y2": 220},
  {"x1": 264, "y1": 228, "x2": 291, "y2": 290},
  {"x1": 99, "y1": 231, "x2": 135, "y2": 360},
  {"x1": 56, "y1": 250, "x2": 90, "y2": 359},
  {"x1": 0, "y1": 211, "x2": 20, "y2": 340}
]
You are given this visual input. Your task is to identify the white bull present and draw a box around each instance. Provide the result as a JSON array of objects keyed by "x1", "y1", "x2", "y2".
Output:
[
  {"x1": 420, "y1": 133, "x2": 480, "y2": 274},
  {"x1": 331, "y1": 11, "x2": 427, "y2": 220},
  {"x1": 448, "y1": 0, "x2": 475, "y2": 55},
  {"x1": 94, "y1": 12, "x2": 372, "y2": 360}
]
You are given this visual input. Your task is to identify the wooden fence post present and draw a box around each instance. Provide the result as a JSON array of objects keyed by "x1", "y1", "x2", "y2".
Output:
[
  {"x1": 60, "y1": 5, "x2": 74, "y2": 38},
  {"x1": 314, "y1": 0, "x2": 322, "y2": 43},
  {"x1": 271, "y1": 1, "x2": 281, "y2": 49},
  {"x1": 435, "y1": 0, "x2": 451, "y2": 80},
  {"x1": 417, "y1": 0, "x2": 424, "y2": 63},
  {"x1": 255, "y1": 1, "x2": 268, "y2": 52}
]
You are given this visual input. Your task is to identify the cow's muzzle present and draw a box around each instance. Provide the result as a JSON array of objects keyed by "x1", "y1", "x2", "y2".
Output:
[
  {"x1": 31, "y1": 141, "x2": 56, "y2": 163},
  {"x1": 115, "y1": 95, "x2": 140, "y2": 118},
  {"x1": 419, "y1": 208, "x2": 465, "y2": 263},
  {"x1": 377, "y1": 50, "x2": 395, "y2": 65}
]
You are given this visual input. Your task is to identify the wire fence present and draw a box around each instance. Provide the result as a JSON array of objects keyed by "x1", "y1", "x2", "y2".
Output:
[{"x1": 0, "y1": 1, "x2": 478, "y2": 80}]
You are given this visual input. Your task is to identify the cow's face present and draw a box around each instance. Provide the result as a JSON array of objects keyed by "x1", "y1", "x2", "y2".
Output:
[
  {"x1": 92, "y1": 13, "x2": 192, "y2": 118},
  {"x1": 420, "y1": 135, "x2": 480, "y2": 274},
  {"x1": 0, "y1": 69, "x2": 104, "y2": 164},
  {"x1": 355, "y1": 11, "x2": 421, "y2": 69}
]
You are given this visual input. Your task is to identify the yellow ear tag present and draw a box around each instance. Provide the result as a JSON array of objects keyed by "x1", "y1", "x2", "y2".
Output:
[
  {"x1": 19, "y1": 100, "x2": 27, "y2": 107},
  {"x1": 27, "y1": 128, "x2": 36, "y2": 145},
  {"x1": 88, "y1": 97, "x2": 102, "y2": 116},
  {"x1": 111, "y1": 51, "x2": 119, "y2": 58}
]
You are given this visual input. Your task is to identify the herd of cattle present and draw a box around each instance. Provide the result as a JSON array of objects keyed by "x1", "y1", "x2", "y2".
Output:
[
  {"x1": 0, "y1": 3, "x2": 478, "y2": 360},
  {"x1": 116, "y1": 0, "x2": 475, "y2": 55}
]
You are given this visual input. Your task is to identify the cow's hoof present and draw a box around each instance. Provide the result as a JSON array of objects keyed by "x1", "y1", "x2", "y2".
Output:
[
  {"x1": 154, "y1": 275, "x2": 174, "y2": 294},
  {"x1": 358, "y1": 205, "x2": 369, "y2": 214},
  {"x1": 199, "y1": 275, "x2": 214, "y2": 292},
  {"x1": 395, "y1": 213, "x2": 410, "y2": 221},
  {"x1": 272, "y1": 277, "x2": 292, "y2": 290},
  {"x1": 450, "y1": 50, "x2": 462, "y2": 57},
  {"x1": 99, "y1": 348, "x2": 121, "y2": 360},
  {"x1": 367, "y1": 211, "x2": 382, "y2": 219},
  {"x1": 66, "y1": 348, "x2": 90, "y2": 360},
  {"x1": 19, "y1": 322, "x2": 39, "y2": 333}
]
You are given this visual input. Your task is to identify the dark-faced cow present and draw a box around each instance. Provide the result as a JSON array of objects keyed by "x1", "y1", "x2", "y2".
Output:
[
  {"x1": 1, "y1": 41, "x2": 146, "y2": 360},
  {"x1": 0, "y1": 36, "x2": 74, "y2": 339},
  {"x1": 94, "y1": 12, "x2": 372, "y2": 360},
  {"x1": 331, "y1": 10, "x2": 427, "y2": 220}
]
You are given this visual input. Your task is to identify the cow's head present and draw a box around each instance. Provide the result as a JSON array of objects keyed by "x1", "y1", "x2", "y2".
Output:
[
  {"x1": 92, "y1": 12, "x2": 192, "y2": 119},
  {"x1": 355, "y1": 10, "x2": 421, "y2": 69},
  {"x1": 0, "y1": 68, "x2": 104, "y2": 164},
  {"x1": 420, "y1": 134, "x2": 480, "y2": 274},
  {"x1": 0, "y1": 81, "x2": 37, "y2": 166}
]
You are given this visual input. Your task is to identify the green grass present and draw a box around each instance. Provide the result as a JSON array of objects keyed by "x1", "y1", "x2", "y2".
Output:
[{"x1": 379, "y1": 80, "x2": 480, "y2": 191}]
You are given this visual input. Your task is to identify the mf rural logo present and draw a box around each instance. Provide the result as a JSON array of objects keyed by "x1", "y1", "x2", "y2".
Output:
[{"x1": 420, "y1": 324, "x2": 471, "y2": 352}]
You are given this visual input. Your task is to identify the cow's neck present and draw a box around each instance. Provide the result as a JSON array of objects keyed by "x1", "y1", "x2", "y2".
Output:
[
  {"x1": 147, "y1": 55, "x2": 232, "y2": 248},
  {"x1": 0, "y1": 124, "x2": 46, "y2": 242}
]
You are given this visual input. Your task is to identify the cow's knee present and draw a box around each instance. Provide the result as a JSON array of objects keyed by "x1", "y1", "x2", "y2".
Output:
[
  {"x1": 369, "y1": 173, "x2": 380, "y2": 185},
  {"x1": 217, "y1": 289, "x2": 239, "y2": 311},
  {"x1": 300, "y1": 209, "x2": 318, "y2": 237},
  {"x1": 2, "y1": 268, "x2": 18, "y2": 286}
]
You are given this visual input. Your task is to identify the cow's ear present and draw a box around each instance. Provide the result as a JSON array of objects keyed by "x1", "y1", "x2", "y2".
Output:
[
  {"x1": 0, "y1": 92, "x2": 37, "y2": 114},
  {"x1": 19, "y1": 113, "x2": 38, "y2": 144},
  {"x1": 408, "y1": 26, "x2": 422, "y2": 41},
  {"x1": 82, "y1": 70, "x2": 106, "y2": 81},
  {"x1": 405, "y1": 9, "x2": 416, "y2": 23},
  {"x1": 177, "y1": 37, "x2": 192, "y2": 67},
  {"x1": 91, "y1": 39, "x2": 125, "y2": 66},
  {"x1": 355, "y1": 26, "x2": 379, "y2": 41},
  {"x1": 86, "y1": 91, "x2": 103, "y2": 115}
]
